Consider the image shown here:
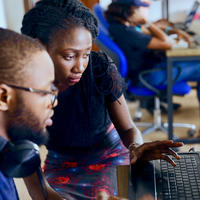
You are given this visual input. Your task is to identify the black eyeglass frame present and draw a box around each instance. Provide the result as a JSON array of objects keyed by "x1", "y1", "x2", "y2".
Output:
[{"x1": 6, "y1": 83, "x2": 58, "y2": 106}]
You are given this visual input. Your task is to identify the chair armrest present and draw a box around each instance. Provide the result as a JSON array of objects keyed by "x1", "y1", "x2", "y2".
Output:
[{"x1": 138, "y1": 65, "x2": 181, "y2": 95}]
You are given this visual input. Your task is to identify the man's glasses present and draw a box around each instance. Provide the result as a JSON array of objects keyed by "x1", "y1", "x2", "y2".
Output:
[{"x1": 6, "y1": 83, "x2": 58, "y2": 107}]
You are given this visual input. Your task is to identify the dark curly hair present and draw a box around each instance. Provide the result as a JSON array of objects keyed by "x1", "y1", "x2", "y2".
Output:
[
  {"x1": 21, "y1": 0, "x2": 98, "y2": 47},
  {"x1": 104, "y1": 3, "x2": 136, "y2": 23}
]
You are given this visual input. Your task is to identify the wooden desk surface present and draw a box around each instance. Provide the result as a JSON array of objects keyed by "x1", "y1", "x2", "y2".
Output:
[{"x1": 166, "y1": 48, "x2": 200, "y2": 57}]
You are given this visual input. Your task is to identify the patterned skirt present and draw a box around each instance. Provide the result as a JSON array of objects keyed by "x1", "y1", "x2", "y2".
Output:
[{"x1": 43, "y1": 126, "x2": 130, "y2": 200}]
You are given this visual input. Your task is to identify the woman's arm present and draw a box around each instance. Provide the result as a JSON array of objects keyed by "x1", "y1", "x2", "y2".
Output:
[
  {"x1": 167, "y1": 28, "x2": 191, "y2": 44},
  {"x1": 107, "y1": 95, "x2": 183, "y2": 165},
  {"x1": 144, "y1": 23, "x2": 167, "y2": 41},
  {"x1": 141, "y1": 23, "x2": 172, "y2": 50},
  {"x1": 147, "y1": 37, "x2": 172, "y2": 50},
  {"x1": 107, "y1": 94, "x2": 143, "y2": 148}
]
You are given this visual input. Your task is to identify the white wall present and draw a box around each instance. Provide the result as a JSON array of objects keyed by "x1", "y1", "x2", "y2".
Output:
[
  {"x1": 149, "y1": 0, "x2": 198, "y2": 23},
  {"x1": 0, "y1": 0, "x2": 7, "y2": 28},
  {"x1": 99, "y1": 0, "x2": 198, "y2": 23},
  {"x1": 100, "y1": 0, "x2": 111, "y2": 9},
  {"x1": 168, "y1": 0, "x2": 197, "y2": 22},
  {"x1": 148, "y1": 0, "x2": 162, "y2": 22},
  {"x1": 0, "y1": 0, "x2": 199, "y2": 32},
  {"x1": 3, "y1": 0, "x2": 24, "y2": 33}
]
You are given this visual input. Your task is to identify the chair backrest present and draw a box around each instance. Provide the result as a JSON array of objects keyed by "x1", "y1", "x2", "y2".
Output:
[
  {"x1": 93, "y1": 3, "x2": 109, "y2": 34},
  {"x1": 95, "y1": 26, "x2": 128, "y2": 78}
]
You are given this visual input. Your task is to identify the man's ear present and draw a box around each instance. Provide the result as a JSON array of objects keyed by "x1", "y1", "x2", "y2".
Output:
[{"x1": 0, "y1": 84, "x2": 13, "y2": 111}]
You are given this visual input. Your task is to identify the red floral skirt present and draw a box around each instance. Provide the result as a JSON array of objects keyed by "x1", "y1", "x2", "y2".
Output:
[{"x1": 43, "y1": 126, "x2": 130, "y2": 199}]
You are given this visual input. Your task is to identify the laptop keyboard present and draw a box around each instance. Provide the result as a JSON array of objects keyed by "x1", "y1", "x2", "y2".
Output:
[{"x1": 156, "y1": 154, "x2": 200, "y2": 200}]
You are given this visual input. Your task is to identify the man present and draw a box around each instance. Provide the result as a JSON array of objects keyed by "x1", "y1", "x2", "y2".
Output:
[{"x1": 0, "y1": 28, "x2": 61, "y2": 200}]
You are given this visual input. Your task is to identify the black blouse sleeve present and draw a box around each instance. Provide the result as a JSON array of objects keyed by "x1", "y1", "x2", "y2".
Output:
[{"x1": 92, "y1": 51, "x2": 126, "y2": 103}]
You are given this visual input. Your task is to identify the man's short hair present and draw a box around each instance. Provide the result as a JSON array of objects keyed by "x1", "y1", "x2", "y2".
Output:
[{"x1": 0, "y1": 28, "x2": 45, "y2": 85}]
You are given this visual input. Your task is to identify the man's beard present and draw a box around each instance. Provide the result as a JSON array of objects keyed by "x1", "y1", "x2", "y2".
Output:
[{"x1": 7, "y1": 101, "x2": 49, "y2": 146}]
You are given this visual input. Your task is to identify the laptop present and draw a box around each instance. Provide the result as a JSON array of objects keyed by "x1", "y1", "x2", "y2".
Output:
[
  {"x1": 129, "y1": 152, "x2": 200, "y2": 200},
  {"x1": 174, "y1": 1, "x2": 200, "y2": 32}
]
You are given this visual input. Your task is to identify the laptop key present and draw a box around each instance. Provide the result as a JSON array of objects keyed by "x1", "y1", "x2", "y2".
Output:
[{"x1": 155, "y1": 153, "x2": 200, "y2": 200}]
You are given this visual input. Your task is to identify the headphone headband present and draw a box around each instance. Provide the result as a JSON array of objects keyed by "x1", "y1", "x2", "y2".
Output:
[{"x1": 0, "y1": 139, "x2": 41, "y2": 178}]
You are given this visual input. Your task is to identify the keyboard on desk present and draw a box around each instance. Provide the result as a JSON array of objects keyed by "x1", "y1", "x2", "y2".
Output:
[{"x1": 155, "y1": 153, "x2": 200, "y2": 200}]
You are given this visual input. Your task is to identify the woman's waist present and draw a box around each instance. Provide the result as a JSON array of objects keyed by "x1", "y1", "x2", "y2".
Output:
[{"x1": 48, "y1": 125, "x2": 120, "y2": 154}]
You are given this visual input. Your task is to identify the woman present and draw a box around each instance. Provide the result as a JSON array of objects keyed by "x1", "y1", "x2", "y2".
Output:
[{"x1": 21, "y1": 0, "x2": 183, "y2": 199}]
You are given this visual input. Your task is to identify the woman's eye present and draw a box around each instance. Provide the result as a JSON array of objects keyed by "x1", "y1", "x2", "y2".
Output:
[
  {"x1": 63, "y1": 55, "x2": 74, "y2": 60},
  {"x1": 83, "y1": 53, "x2": 91, "y2": 58}
]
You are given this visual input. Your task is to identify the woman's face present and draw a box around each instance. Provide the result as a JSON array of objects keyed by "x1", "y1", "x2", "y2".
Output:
[
  {"x1": 47, "y1": 27, "x2": 93, "y2": 91},
  {"x1": 128, "y1": 6, "x2": 147, "y2": 26}
]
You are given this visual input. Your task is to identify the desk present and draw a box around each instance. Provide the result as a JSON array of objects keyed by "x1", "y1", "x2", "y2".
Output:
[
  {"x1": 116, "y1": 164, "x2": 155, "y2": 199},
  {"x1": 166, "y1": 48, "x2": 200, "y2": 144}
]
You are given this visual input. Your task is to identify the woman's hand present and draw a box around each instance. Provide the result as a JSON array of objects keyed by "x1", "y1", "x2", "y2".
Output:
[
  {"x1": 175, "y1": 29, "x2": 191, "y2": 44},
  {"x1": 129, "y1": 140, "x2": 184, "y2": 166},
  {"x1": 96, "y1": 191, "x2": 127, "y2": 200}
]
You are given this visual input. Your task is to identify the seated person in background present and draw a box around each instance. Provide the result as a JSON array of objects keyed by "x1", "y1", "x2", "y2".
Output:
[
  {"x1": 105, "y1": 0, "x2": 200, "y2": 112},
  {"x1": 21, "y1": 0, "x2": 183, "y2": 199},
  {"x1": 138, "y1": 0, "x2": 191, "y2": 46},
  {"x1": 0, "y1": 28, "x2": 64, "y2": 200}
]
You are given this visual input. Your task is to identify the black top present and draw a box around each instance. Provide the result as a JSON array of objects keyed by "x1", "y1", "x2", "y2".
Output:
[
  {"x1": 47, "y1": 52, "x2": 126, "y2": 152},
  {"x1": 108, "y1": 20, "x2": 166, "y2": 84}
]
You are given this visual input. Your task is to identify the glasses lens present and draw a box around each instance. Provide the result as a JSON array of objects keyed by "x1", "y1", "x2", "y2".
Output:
[
  {"x1": 50, "y1": 84, "x2": 58, "y2": 106},
  {"x1": 51, "y1": 84, "x2": 58, "y2": 93},
  {"x1": 50, "y1": 94, "x2": 56, "y2": 106}
]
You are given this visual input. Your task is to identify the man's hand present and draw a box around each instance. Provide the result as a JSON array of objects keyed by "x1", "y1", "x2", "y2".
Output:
[{"x1": 129, "y1": 140, "x2": 184, "y2": 166}]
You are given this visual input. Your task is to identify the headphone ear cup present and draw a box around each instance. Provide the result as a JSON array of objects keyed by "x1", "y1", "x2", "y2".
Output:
[{"x1": 0, "y1": 140, "x2": 41, "y2": 178}]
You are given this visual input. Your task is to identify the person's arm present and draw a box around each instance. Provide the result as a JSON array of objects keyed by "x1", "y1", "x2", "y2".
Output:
[
  {"x1": 153, "y1": 19, "x2": 174, "y2": 30},
  {"x1": 145, "y1": 23, "x2": 167, "y2": 41},
  {"x1": 153, "y1": 19, "x2": 191, "y2": 45},
  {"x1": 167, "y1": 28, "x2": 191, "y2": 44},
  {"x1": 96, "y1": 191, "x2": 127, "y2": 200},
  {"x1": 24, "y1": 171, "x2": 64, "y2": 200},
  {"x1": 107, "y1": 95, "x2": 143, "y2": 148},
  {"x1": 147, "y1": 37, "x2": 172, "y2": 50},
  {"x1": 140, "y1": 23, "x2": 172, "y2": 50},
  {"x1": 107, "y1": 95, "x2": 184, "y2": 166}
]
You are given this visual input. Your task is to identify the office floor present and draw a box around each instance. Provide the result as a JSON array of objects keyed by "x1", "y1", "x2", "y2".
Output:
[
  {"x1": 127, "y1": 89, "x2": 200, "y2": 152},
  {"x1": 15, "y1": 89, "x2": 200, "y2": 199}
]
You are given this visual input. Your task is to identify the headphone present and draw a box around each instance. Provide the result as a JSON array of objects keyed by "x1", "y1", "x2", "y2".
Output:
[
  {"x1": 0, "y1": 139, "x2": 41, "y2": 178},
  {"x1": 0, "y1": 138, "x2": 47, "y2": 199}
]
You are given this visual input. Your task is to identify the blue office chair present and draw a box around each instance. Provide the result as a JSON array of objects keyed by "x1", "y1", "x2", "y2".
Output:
[
  {"x1": 95, "y1": 26, "x2": 196, "y2": 136},
  {"x1": 93, "y1": 3, "x2": 109, "y2": 34}
]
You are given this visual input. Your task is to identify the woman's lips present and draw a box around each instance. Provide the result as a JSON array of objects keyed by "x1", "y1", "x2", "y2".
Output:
[
  {"x1": 45, "y1": 118, "x2": 53, "y2": 126},
  {"x1": 68, "y1": 77, "x2": 81, "y2": 84},
  {"x1": 54, "y1": 75, "x2": 82, "y2": 90}
]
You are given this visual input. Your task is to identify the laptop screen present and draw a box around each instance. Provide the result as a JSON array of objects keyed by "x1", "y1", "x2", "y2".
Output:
[{"x1": 184, "y1": 1, "x2": 200, "y2": 29}]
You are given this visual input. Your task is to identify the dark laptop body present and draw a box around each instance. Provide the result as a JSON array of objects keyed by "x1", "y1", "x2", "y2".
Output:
[{"x1": 130, "y1": 152, "x2": 200, "y2": 200}]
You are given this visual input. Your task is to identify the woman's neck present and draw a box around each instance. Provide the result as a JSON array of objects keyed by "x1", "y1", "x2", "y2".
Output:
[{"x1": 116, "y1": 17, "x2": 131, "y2": 27}]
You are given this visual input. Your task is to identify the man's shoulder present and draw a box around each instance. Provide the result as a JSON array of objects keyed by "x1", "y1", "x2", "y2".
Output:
[{"x1": 0, "y1": 170, "x2": 19, "y2": 200}]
